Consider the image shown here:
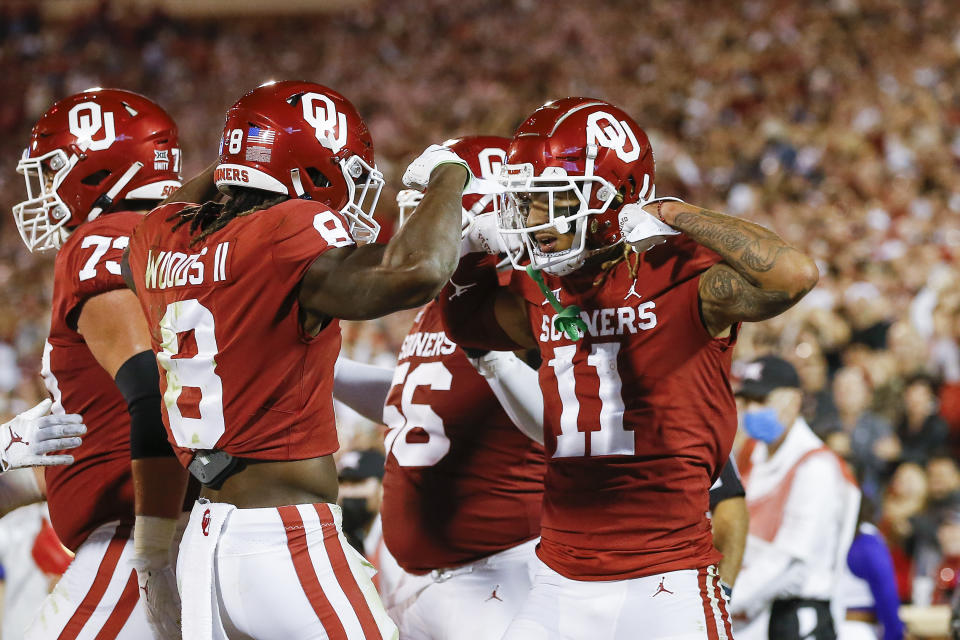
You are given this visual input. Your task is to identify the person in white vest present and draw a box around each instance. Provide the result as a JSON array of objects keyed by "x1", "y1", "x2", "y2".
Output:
[{"x1": 731, "y1": 355, "x2": 862, "y2": 640}]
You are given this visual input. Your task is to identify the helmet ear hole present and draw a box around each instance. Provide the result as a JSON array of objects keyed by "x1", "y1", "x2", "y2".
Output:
[
  {"x1": 81, "y1": 169, "x2": 112, "y2": 186},
  {"x1": 306, "y1": 167, "x2": 331, "y2": 188}
]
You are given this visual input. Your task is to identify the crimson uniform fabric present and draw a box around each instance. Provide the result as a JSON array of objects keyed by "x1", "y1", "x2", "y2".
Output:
[
  {"x1": 127, "y1": 200, "x2": 344, "y2": 464},
  {"x1": 43, "y1": 212, "x2": 141, "y2": 552},
  {"x1": 381, "y1": 300, "x2": 545, "y2": 573},
  {"x1": 440, "y1": 236, "x2": 738, "y2": 581}
]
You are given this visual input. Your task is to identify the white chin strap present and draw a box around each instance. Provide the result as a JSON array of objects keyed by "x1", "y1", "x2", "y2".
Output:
[{"x1": 88, "y1": 162, "x2": 144, "y2": 221}]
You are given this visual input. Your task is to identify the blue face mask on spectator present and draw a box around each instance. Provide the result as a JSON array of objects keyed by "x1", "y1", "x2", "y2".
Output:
[{"x1": 743, "y1": 408, "x2": 786, "y2": 443}]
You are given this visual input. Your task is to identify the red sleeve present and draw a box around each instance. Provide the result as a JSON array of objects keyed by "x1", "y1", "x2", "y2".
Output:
[
  {"x1": 438, "y1": 253, "x2": 524, "y2": 351},
  {"x1": 56, "y1": 212, "x2": 143, "y2": 329}
]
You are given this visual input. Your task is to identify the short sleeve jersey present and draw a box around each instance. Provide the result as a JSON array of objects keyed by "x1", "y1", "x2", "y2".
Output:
[
  {"x1": 442, "y1": 236, "x2": 739, "y2": 580},
  {"x1": 42, "y1": 212, "x2": 141, "y2": 551},
  {"x1": 380, "y1": 300, "x2": 545, "y2": 573},
  {"x1": 127, "y1": 200, "x2": 350, "y2": 464}
]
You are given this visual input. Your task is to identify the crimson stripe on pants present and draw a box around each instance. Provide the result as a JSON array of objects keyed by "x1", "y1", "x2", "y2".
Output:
[
  {"x1": 93, "y1": 570, "x2": 139, "y2": 640},
  {"x1": 697, "y1": 568, "x2": 721, "y2": 640},
  {"x1": 713, "y1": 574, "x2": 734, "y2": 639},
  {"x1": 313, "y1": 504, "x2": 383, "y2": 640},
  {"x1": 58, "y1": 523, "x2": 133, "y2": 640},
  {"x1": 278, "y1": 505, "x2": 348, "y2": 640}
]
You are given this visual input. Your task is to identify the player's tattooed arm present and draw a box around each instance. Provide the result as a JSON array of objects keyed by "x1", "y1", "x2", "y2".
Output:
[{"x1": 655, "y1": 202, "x2": 819, "y2": 336}]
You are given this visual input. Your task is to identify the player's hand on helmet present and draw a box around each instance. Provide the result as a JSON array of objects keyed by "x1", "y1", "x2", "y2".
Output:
[
  {"x1": 618, "y1": 200, "x2": 681, "y2": 254},
  {"x1": 461, "y1": 211, "x2": 513, "y2": 256},
  {"x1": 402, "y1": 144, "x2": 472, "y2": 192},
  {"x1": 0, "y1": 399, "x2": 86, "y2": 473}
]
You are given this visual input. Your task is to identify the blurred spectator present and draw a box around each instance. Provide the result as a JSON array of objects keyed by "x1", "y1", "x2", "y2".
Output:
[
  {"x1": 880, "y1": 463, "x2": 928, "y2": 602},
  {"x1": 732, "y1": 356, "x2": 860, "y2": 640},
  {"x1": 933, "y1": 509, "x2": 960, "y2": 605},
  {"x1": 895, "y1": 376, "x2": 949, "y2": 466},
  {"x1": 838, "y1": 499, "x2": 905, "y2": 640},
  {"x1": 823, "y1": 367, "x2": 897, "y2": 500}
]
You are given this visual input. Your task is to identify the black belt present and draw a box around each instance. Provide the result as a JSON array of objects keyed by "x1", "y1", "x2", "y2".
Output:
[{"x1": 187, "y1": 449, "x2": 247, "y2": 489}]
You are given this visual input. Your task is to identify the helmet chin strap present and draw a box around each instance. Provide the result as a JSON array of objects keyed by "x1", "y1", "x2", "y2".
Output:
[
  {"x1": 290, "y1": 168, "x2": 309, "y2": 198},
  {"x1": 88, "y1": 162, "x2": 143, "y2": 221}
]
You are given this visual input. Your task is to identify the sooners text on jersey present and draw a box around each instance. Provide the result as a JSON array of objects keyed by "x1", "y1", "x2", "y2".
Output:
[{"x1": 381, "y1": 299, "x2": 545, "y2": 573}]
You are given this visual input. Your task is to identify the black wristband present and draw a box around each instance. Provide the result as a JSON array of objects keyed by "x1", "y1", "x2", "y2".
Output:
[{"x1": 115, "y1": 350, "x2": 174, "y2": 459}]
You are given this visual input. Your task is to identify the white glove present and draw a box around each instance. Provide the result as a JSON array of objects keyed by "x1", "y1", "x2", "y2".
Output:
[
  {"x1": 134, "y1": 563, "x2": 181, "y2": 640},
  {"x1": 402, "y1": 144, "x2": 472, "y2": 192},
  {"x1": 461, "y1": 211, "x2": 523, "y2": 257},
  {"x1": 618, "y1": 200, "x2": 681, "y2": 253},
  {"x1": 0, "y1": 399, "x2": 86, "y2": 472},
  {"x1": 132, "y1": 515, "x2": 182, "y2": 640}
]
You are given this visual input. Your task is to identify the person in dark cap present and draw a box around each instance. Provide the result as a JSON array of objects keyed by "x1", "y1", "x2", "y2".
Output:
[
  {"x1": 337, "y1": 449, "x2": 386, "y2": 554},
  {"x1": 730, "y1": 355, "x2": 862, "y2": 640}
]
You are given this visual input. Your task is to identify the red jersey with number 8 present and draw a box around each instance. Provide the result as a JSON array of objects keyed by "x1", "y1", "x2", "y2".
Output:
[
  {"x1": 381, "y1": 300, "x2": 545, "y2": 573},
  {"x1": 43, "y1": 212, "x2": 141, "y2": 551},
  {"x1": 127, "y1": 199, "x2": 349, "y2": 465},
  {"x1": 441, "y1": 236, "x2": 738, "y2": 581}
]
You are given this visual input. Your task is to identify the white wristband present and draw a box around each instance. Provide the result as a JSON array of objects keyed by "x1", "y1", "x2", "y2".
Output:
[{"x1": 134, "y1": 515, "x2": 178, "y2": 559}]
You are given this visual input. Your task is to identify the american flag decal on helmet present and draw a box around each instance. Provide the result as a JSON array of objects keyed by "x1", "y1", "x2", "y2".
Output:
[{"x1": 245, "y1": 127, "x2": 275, "y2": 162}]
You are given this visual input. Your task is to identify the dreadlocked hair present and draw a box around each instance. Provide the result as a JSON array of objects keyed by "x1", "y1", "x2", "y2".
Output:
[
  {"x1": 167, "y1": 188, "x2": 288, "y2": 246},
  {"x1": 593, "y1": 242, "x2": 641, "y2": 287}
]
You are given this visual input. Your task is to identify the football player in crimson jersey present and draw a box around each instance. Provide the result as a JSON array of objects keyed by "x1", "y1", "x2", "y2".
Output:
[
  {"x1": 333, "y1": 136, "x2": 549, "y2": 640},
  {"x1": 11, "y1": 88, "x2": 192, "y2": 640},
  {"x1": 439, "y1": 97, "x2": 819, "y2": 640},
  {"x1": 124, "y1": 80, "x2": 470, "y2": 640}
]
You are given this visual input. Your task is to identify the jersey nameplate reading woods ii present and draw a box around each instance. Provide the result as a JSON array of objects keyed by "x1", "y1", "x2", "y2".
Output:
[
  {"x1": 128, "y1": 199, "x2": 351, "y2": 465},
  {"x1": 441, "y1": 237, "x2": 738, "y2": 581}
]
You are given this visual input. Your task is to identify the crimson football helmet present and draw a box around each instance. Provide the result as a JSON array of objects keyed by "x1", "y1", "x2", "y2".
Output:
[
  {"x1": 496, "y1": 97, "x2": 655, "y2": 275},
  {"x1": 396, "y1": 135, "x2": 509, "y2": 231},
  {"x1": 14, "y1": 88, "x2": 181, "y2": 252},
  {"x1": 216, "y1": 80, "x2": 383, "y2": 243}
]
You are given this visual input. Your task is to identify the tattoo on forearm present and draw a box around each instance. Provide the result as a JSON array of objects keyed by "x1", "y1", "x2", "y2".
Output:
[
  {"x1": 673, "y1": 210, "x2": 794, "y2": 276},
  {"x1": 700, "y1": 264, "x2": 798, "y2": 329}
]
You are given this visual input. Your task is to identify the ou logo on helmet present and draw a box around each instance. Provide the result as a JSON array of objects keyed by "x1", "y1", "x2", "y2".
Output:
[
  {"x1": 301, "y1": 92, "x2": 347, "y2": 153},
  {"x1": 585, "y1": 111, "x2": 641, "y2": 164},
  {"x1": 68, "y1": 102, "x2": 116, "y2": 151},
  {"x1": 478, "y1": 147, "x2": 506, "y2": 180}
]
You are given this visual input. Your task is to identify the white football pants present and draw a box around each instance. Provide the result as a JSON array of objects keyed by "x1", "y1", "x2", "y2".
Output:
[
  {"x1": 178, "y1": 500, "x2": 397, "y2": 640},
  {"x1": 503, "y1": 561, "x2": 734, "y2": 640},
  {"x1": 391, "y1": 538, "x2": 539, "y2": 640},
  {"x1": 25, "y1": 520, "x2": 153, "y2": 640}
]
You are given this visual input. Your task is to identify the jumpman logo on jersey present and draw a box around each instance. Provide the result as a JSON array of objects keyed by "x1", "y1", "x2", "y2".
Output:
[
  {"x1": 541, "y1": 288, "x2": 562, "y2": 305},
  {"x1": 447, "y1": 278, "x2": 477, "y2": 300},
  {"x1": 624, "y1": 280, "x2": 642, "y2": 301},
  {"x1": 486, "y1": 585, "x2": 503, "y2": 602},
  {"x1": 651, "y1": 577, "x2": 674, "y2": 597},
  {"x1": 4, "y1": 426, "x2": 27, "y2": 452}
]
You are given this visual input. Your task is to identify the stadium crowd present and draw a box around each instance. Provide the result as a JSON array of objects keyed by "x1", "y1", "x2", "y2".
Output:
[{"x1": 0, "y1": 0, "x2": 958, "y2": 617}]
